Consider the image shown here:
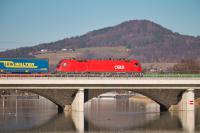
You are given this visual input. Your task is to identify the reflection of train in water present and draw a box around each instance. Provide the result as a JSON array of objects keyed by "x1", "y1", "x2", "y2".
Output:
[{"x1": 0, "y1": 58, "x2": 143, "y2": 76}]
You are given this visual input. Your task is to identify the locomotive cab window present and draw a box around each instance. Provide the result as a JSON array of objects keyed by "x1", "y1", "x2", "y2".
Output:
[{"x1": 134, "y1": 62, "x2": 139, "y2": 66}]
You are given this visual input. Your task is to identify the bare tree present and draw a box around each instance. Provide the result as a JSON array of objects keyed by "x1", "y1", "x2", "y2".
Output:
[{"x1": 172, "y1": 59, "x2": 200, "y2": 73}]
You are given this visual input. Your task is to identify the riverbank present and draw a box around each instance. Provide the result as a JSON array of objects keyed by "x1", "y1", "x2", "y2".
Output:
[{"x1": 129, "y1": 95, "x2": 156, "y2": 104}]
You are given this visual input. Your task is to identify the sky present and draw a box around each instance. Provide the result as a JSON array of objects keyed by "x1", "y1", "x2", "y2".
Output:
[{"x1": 0, "y1": 0, "x2": 200, "y2": 49}]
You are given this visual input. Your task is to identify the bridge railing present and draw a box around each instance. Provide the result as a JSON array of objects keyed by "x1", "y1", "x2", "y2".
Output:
[
  {"x1": 144, "y1": 73, "x2": 200, "y2": 78},
  {"x1": 0, "y1": 73, "x2": 200, "y2": 79}
]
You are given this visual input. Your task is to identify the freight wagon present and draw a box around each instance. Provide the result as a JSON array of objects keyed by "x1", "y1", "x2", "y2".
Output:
[{"x1": 0, "y1": 58, "x2": 49, "y2": 73}]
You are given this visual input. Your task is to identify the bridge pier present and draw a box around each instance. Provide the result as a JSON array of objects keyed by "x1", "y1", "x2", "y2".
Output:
[
  {"x1": 71, "y1": 88, "x2": 84, "y2": 112},
  {"x1": 72, "y1": 111, "x2": 84, "y2": 133},
  {"x1": 177, "y1": 88, "x2": 195, "y2": 132},
  {"x1": 179, "y1": 88, "x2": 195, "y2": 111},
  {"x1": 178, "y1": 111, "x2": 195, "y2": 133}
]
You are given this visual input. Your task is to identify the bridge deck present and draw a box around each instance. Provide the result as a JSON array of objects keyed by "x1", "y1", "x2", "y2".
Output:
[{"x1": 0, "y1": 76, "x2": 199, "y2": 89}]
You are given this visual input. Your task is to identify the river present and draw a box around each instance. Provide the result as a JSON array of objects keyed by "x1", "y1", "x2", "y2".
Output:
[{"x1": 0, "y1": 95, "x2": 199, "y2": 133}]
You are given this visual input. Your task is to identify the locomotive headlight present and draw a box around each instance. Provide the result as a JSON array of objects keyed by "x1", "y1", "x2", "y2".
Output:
[{"x1": 63, "y1": 63, "x2": 67, "y2": 67}]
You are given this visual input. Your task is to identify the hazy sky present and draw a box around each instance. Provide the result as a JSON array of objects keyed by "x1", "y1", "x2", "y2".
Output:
[{"x1": 0, "y1": 0, "x2": 200, "y2": 49}]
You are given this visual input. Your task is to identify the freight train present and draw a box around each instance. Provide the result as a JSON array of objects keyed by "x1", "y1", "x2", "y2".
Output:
[{"x1": 0, "y1": 58, "x2": 143, "y2": 76}]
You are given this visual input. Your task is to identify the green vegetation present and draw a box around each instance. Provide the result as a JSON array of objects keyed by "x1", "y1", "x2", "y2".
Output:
[{"x1": 143, "y1": 73, "x2": 200, "y2": 78}]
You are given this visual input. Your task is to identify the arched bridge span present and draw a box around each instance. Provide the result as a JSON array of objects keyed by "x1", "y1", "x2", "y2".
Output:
[
  {"x1": 1, "y1": 89, "x2": 185, "y2": 111},
  {"x1": 0, "y1": 77, "x2": 199, "y2": 111}
]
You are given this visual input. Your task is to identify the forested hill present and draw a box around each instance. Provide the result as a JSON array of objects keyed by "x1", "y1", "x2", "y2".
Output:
[{"x1": 1, "y1": 20, "x2": 200, "y2": 62}]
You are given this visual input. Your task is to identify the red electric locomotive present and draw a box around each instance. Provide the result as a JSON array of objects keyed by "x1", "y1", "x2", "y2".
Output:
[{"x1": 56, "y1": 59, "x2": 143, "y2": 77}]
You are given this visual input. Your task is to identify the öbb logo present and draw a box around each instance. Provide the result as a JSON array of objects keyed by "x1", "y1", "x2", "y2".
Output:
[{"x1": 114, "y1": 65, "x2": 125, "y2": 70}]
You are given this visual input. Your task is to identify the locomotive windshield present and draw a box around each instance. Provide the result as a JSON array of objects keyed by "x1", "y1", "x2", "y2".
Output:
[{"x1": 134, "y1": 62, "x2": 139, "y2": 66}]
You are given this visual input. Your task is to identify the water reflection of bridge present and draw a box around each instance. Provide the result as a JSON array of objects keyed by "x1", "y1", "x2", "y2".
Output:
[
  {"x1": 9, "y1": 109, "x2": 196, "y2": 133},
  {"x1": 0, "y1": 94, "x2": 198, "y2": 133}
]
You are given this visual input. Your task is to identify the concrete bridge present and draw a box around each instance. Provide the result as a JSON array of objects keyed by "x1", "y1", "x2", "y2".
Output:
[{"x1": 0, "y1": 76, "x2": 200, "y2": 112}]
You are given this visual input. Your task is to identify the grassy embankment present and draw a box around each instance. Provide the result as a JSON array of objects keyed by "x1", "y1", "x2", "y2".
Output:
[{"x1": 143, "y1": 73, "x2": 200, "y2": 78}]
